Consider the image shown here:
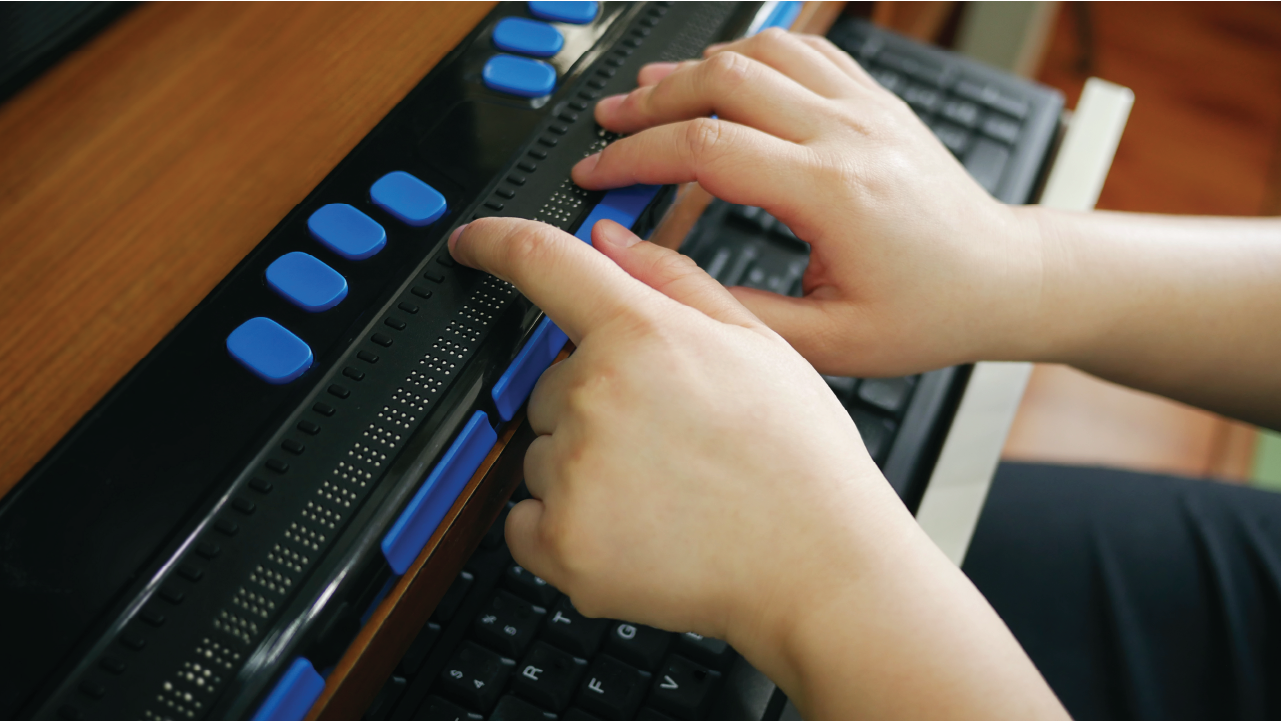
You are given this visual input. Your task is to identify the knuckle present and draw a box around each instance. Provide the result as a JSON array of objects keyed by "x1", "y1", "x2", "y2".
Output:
[
  {"x1": 682, "y1": 117, "x2": 728, "y2": 165},
  {"x1": 704, "y1": 50, "x2": 755, "y2": 87},
  {"x1": 505, "y1": 221, "x2": 563, "y2": 268}
]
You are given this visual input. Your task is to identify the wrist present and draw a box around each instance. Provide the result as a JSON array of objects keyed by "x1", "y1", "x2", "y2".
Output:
[
  {"x1": 719, "y1": 477, "x2": 925, "y2": 708},
  {"x1": 981, "y1": 204, "x2": 1072, "y2": 364}
]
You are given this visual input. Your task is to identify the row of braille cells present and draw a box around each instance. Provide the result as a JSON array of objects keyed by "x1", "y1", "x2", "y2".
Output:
[
  {"x1": 227, "y1": 2, "x2": 598, "y2": 385},
  {"x1": 484, "y1": 2, "x2": 600, "y2": 97},
  {"x1": 226, "y1": 171, "x2": 448, "y2": 384}
]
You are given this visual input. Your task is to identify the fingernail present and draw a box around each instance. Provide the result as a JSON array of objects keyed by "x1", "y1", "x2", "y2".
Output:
[
  {"x1": 448, "y1": 223, "x2": 468, "y2": 252},
  {"x1": 597, "y1": 219, "x2": 642, "y2": 248},
  {"x1": 596, "y1": 93, "x2": 625, "y2": 114},
  {"x1": 573, "y1": 152, "x2": 601, "y2": 176}
]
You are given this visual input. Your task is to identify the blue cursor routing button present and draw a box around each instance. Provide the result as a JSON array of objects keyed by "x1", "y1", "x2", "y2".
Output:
[
  {"x1": 492, "y1": 316, "x2": 569, "y2": 421},
  {"x1": 527, "y1": 1, "x2": 599, "y2": 24},
  {"x1": 483, "y1": 54, "x2": 557, "y2": 98},
  {"x1": 307, "y1": 203, "x2": 387, "y2": 260},
  {"x1": 371, "y1": 171, "x2": 448, "y2": 227},
  {"x1": 382, "y1": 411, "x2": 498, "y2": 575},
  {"x1": 265, "y1": 252, "x2": 349, "y2": 312},
  {"x1": 226, "y1": 317, "x2": 313, "y2": 385},
  {"x1": 249, "y1": 657, "x2": 325, "y2": 721},
  {"x1": 573, "y1": 184, "x2": 662, "y2": 244},
  {"x1": 493, "y1": 17, "x2": 564, "y2": 57}
]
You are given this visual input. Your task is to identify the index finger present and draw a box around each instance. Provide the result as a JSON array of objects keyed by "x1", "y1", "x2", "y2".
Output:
[{"x1": 447, "y1": 217, "x2": 645, "y2": 344}]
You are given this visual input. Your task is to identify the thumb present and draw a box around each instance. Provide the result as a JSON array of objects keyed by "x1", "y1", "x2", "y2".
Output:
[
  {"x1": 504, "y1": 498, "x2": 563, "y2": 589},
  {"x1": 592, "y1": 219, "x2": 761, "y2": 328}
]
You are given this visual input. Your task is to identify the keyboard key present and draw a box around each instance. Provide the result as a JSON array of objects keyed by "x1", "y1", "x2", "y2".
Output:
[
  {"x1": 307, "y1": 203, "x2": 387, "y2": 260},
  {"x1": 576, "y1": 655, "x2": 650, "y2": 721},
  {"x1": 963, "y1": 138, "x2": 1010, "y2": 194},
  {"x1": 265, "y1": 252, "x2": 349, "y2": 312},
  {"x1": 417, "y1": 695, "x2": 482, "y2": 721},
  {"x1": 398, "y1": 621, "x2": 441, "y2": 676},
  {"x1": 433, "y1": 570, "x2": 475, "y2": 623},
  {"x1": 730, "y1": 205, "x2": 774, "y2": 234},
  {"x1": 648, "y1": 655, "x2": 722, "y2": 721},
  {"x1": 851, "y1": 409, "x2": 896, "y2": 462},
  {"x1": 439, "y1": 641, "x2": 514, "y2": 713},
  {"x1": 543, "y1": 597, "x2": 609, "y2": 657},
  {"x1": 603, "y1": 622, "x2": 670, "y2": 672},
  {"x1": 953, "y1": 78, "x2": 1030, "y2": 119},
  {"x1": 876, "y1": 50, "x2": 946, "y2": 87},
  {"x1": 527, "y1": 1, "x2": 599, "y2": 24},
  {"x1": 562, "y1": 709, "x2": 604, "y2": 721},
  {"x1": 857, "y1": 377, "x2": 914, "y2": 415},
  {"x1": 505, "y1": 564, "x2": 560, "y2": 606},
  {"x1": 720, "y1": 247, "x2": 757, "y2": 287},
  {"x1": 474, "y1": 591, "x2": 546, "y2": 659},
  {"x1": 491, "y1": 695, "x2": 556, "y2": 721},
  {"x1": 636, "y1": 709, "x2": 678, "y2": 721},
  {"x1": 674, "y1": 633, "x2": 732, "y2": 671},
  {"x1": 226, "y1": 317, "x2": 313, "y2": 385},
  {"x1": 513, "y1": 641, "x2": 586, "y2": 712},
  {"x1": 980, "y1": 114, "x2": 1021, "y2": 145},
  {"x1": 371, "y1": 171, "x2": 448, "y2": 227},
  {"x1": 493, "y1": 17, "x2": 564, "y2": 57},
  {"x1": 741, "y1": 266, "x2": 769, "y2": 290},
  {"x1": 940, "y1": 98, "x2": 980, "y2": 128},
  {"x1": 929, "y1": 119, "x2": 971, "y2": 156},
  {"x1": 868, "y1": 67, "x2": 902, "y2": 93},
  {"x1": 900, "y1": 83, "x2": 941, "y2": 113},
  {"x1": 484, "y1": 54, "x2": 557, "y2": 98}
]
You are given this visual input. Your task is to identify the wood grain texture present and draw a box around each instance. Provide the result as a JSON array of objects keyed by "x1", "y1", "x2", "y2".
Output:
[{"x1": 0, "y1": 2, "x2": 495, "y2": 499}]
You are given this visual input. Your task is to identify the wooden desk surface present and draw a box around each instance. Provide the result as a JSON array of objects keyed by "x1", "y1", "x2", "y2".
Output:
[
  {"x1": 0, "y1": 3, "x2": 842, "y2": 717},
  {"x1": 0, "y1": 2, "x2": 494, "y2": 498}
]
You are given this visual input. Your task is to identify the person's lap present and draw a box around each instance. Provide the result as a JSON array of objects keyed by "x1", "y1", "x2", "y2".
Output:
[{"x1": 963, "y1": 463, "x2": 1281, "y2": 721}]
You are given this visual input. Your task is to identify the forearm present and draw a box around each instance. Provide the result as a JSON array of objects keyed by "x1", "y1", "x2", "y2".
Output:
[
  {"x1": 727, "y1": 494, "x2": 1069, "y2": 721},
  {"x1": 1009, "y1": 208, "x2": 1281, "y2": 429}
]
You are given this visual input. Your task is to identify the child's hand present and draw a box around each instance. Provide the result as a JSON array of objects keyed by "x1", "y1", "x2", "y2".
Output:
[{"x1": 573, "y1": 29, "x2": 1048, "y2": 377}]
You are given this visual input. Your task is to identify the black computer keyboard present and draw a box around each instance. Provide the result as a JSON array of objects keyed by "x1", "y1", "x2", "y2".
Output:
[
  {"x1": 369, "y1": 482, "x2": 777, "y2": 721},
  {"x1": 363, "y1": 16, "x2": 1065, "y2": 721}
]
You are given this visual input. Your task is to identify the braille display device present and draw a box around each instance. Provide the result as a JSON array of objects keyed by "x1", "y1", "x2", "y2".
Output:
[{"x1": 0, "y1": 5, "x2": 1062, "y2": 721}]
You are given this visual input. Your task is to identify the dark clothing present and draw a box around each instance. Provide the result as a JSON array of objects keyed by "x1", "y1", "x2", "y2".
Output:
[{"x1": 962, "y1": 463, "x2": 1281, "y2": 721}]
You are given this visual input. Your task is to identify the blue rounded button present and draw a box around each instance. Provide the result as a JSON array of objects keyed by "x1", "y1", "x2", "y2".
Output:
[
  {"x1": 370, "y1": 171, "x2": 448, "y2": 227},
  {"x1": 482, "y1": 54, "x2": 557, "y2": 98},
  {"x1": 307, "y1": 204, "x2": 387, "y2": 260},
  {"x1": 527, "y1": 1, "x2": 598, "y2": 24},
  {"x1": 265, "y1": 252, "x2": 349, "y2": 312},
  {"x1": 226, "y1": 317, "x2": 313, "y2": 385},
  {"x1": 493, "y1": 17, "x2": 564, "y2": 57}
]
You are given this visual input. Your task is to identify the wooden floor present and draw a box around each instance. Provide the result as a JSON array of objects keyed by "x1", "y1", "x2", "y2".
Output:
[{"x1": 1001, "y1": 2, "x2": 1281, "y2": 480}]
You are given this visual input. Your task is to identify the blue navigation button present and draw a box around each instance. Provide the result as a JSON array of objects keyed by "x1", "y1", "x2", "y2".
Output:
[
  {"x1": 226, "y1": 317, "x2": 313, "y2": 385},
  {"x1": 370, "y1": 171, "x2": 448, "y2": 227},
  {"x1": 492, "y1": 316, "x2": 568, "y2": 422},
  {"x1": 382, "y1": 411, "x2": 498, "y2": 575},
  {"x1": 483, "y1": 54, "x2": 556, "y2": 98},
  {"x1": 249, "y1": 657, "x2": 325, "y2": 721},
  {"x1": 527, "y1": 1, "x2": 598, "y2": 24},
  {"x1": 265, "y1": 252, "x2": 348, "y2": 312},
  {"x1": 307, "y1": 203, "x2": 386, "y2": 260},
  {"x1": 493, "y1": 17, "x2": 564, "y2": 57},
  {"x1": 573, "y1": 184, "x2": 662, "y2": 244}
]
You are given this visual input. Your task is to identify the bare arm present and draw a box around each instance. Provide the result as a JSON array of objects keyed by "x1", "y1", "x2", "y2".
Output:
[
  {"x1": 575, "y1": 29, "x2": 1281, "y2": 429},
  {"x1": 1024, "y1": 209, "x2": 1281, "y2": 429}
]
